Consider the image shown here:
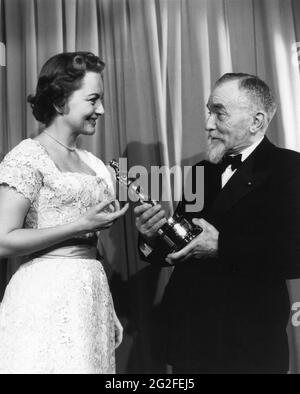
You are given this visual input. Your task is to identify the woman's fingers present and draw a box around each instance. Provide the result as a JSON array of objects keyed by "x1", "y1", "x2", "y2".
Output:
[
  {"x1": 95, "y1": 199, "x2": 115, "y2": 212},
  {"x1": 98, "y1": 202, "x2": 129, "y2": 225},
  {"x1": 113, "y1": 199, "x2": 120, "y2": 212},
  {"x1": 110, "y1": 202, "x2": 129, "y2": 220},
  {"x1": 95, "y1": 199, "x2": 123, "y2": 214}
]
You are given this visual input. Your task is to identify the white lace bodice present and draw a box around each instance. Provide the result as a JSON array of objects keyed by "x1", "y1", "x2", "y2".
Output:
[{"x1": 0, "y1": 138, "x2": 115, "y2": 233}]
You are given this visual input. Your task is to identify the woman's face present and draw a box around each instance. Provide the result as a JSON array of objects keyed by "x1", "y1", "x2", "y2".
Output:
[{"x1": 62, "y1": 71, "x2": 104, "y2": 135}]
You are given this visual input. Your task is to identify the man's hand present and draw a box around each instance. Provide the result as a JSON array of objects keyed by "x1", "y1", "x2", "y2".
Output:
[
  {"x1": 166, "y1": 218, "x2": 219, "y2": 264},
  {"x1": 134, "y1": 203, "x2": 167, "y2": 243}
]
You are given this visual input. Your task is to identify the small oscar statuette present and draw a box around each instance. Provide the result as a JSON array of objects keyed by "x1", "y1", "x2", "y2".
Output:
[{"x1": 109, "y1": 159, "x2": 203, "y2": 256}]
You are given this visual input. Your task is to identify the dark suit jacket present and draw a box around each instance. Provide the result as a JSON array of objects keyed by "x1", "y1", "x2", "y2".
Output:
[{"x1": 144, "y1": 137, "x2": 300, "y2": 373}]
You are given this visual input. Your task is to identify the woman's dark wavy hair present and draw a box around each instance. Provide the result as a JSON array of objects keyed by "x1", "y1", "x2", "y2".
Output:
[{"x1": 27, "y1": 52, "x2": 105, "y2": 126}]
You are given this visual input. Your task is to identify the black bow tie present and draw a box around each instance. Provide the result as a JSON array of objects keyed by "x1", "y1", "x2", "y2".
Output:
[{"x1": 218, "y1": 154, "x2": 243, "y2": 173}]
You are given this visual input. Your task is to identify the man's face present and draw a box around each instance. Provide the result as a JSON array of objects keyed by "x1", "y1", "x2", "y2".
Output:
[{"x1": 205, "y1": 80, "x2": 254, "y2": 163}]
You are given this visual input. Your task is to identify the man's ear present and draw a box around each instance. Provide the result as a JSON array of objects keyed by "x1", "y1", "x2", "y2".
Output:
[{"x1": 250, "y1": 111, "x2": 267, "y2": 134}]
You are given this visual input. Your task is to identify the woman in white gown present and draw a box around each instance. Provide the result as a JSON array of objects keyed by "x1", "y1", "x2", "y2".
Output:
[{"x1": 0, "y1": 52, "x2": 128, "y2": 374}]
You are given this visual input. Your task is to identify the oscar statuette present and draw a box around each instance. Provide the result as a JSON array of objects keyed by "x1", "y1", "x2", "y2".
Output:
[{"x1": 109, "y1": 159, "x2": 203, "y2": 258}]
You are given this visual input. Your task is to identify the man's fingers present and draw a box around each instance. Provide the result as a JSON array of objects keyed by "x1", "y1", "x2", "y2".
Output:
[
  {"x1": 192, "y1": 218, "x2": 212, "y2": 230},
  {"x1": 144, "y1": 217, "x2": 167, "y2": 235},
  {"x1": 166, "y1": 252, "x2": 189, "y2": 264},
  {"x1": 134, "y1": 204, "x2": 163, "y2": 221},
  {"x1": 134, "y1": 203, "x2": 153, "y2": 215},
  {"x1": 141, "y1": 205, "x2": 165, "y2": 223},
  {"x1": 143, "y1": 209, "x2": 166, "y2": 228},
  {"x1": 166, "y1": 241, "x2": 194, "y2": 262},
  {"x1": 192, "y1": 218, "x2": 202, "y2": 227},
  {"x1": 153, "y1": 217, "x2": 167, "y2": 231}
]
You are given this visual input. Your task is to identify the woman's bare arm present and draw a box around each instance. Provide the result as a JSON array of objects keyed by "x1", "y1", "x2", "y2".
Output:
[{"x1": 0, "y1": 186, "x2": 128, "y2": 258}]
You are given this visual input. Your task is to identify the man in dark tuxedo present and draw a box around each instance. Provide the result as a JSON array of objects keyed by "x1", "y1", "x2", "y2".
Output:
[{"x1": 134, "y1": 73, "x2": 300, "y2": 374}]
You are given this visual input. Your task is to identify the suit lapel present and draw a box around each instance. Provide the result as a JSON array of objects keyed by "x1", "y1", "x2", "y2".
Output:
[{"x1": 208, "y1": 137, "x2": 275, "y2": 218}]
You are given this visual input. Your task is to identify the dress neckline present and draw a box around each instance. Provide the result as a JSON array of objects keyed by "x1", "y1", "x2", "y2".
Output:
[{"x1": 28, "y1": 138, "x2": 98, "y2": 178}]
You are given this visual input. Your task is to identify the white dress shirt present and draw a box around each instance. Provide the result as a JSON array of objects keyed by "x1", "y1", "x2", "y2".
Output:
[{"x1": 221, "y1": 137, "x2": 264, "y2": 188}]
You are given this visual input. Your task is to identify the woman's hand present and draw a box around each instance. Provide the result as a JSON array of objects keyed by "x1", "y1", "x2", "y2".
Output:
[
  {"x1": 113, "y1": 310, "x2": 123, "y2": 349},
  {"x1": 78, "y1": 199, "x2": 129, "y2": 233},
  {"x1": 0, "y1": 189, "x2": 128, "y2": 258}
]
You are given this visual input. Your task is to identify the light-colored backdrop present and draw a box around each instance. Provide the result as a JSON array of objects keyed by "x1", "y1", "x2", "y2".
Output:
[{"x1": 1, "y1": 0, "x2": 300, "y2": 373}]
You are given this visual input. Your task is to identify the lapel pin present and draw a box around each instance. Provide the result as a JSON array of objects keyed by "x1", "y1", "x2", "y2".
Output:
[{"x1": 247, "y1": 181, "x2": 252, "y2": 186}]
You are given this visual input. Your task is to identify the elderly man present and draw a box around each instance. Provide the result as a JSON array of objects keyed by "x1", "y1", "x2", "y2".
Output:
[{"x1": 134, "y1": 73, "x2": 300, "y2": 374}]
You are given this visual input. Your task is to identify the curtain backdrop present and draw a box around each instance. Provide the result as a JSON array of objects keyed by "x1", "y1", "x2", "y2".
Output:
[{"x1": 1, "y1": 0, "x2": 300, "y2": 373}]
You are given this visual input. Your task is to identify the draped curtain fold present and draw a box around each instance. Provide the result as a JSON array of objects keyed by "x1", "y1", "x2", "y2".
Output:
[{"x1": 1, "y1": 0, "x2": 300, "y2": 373}]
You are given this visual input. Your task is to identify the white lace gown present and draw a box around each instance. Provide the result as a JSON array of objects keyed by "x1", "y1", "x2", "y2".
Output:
[{"x1": 0, "y1": 139, "x2": 117, "y2": 374}]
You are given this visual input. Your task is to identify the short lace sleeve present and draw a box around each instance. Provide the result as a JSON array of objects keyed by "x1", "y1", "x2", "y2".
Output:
[{"x1": 0, "y1": 141, "x2": 43, "y2": 203}]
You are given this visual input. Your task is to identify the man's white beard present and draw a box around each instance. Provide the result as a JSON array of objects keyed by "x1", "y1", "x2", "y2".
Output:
[{"x1": 207, "y1": 139, "x2": 227, "y2": 164}]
